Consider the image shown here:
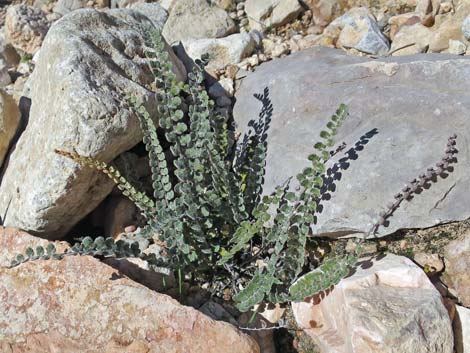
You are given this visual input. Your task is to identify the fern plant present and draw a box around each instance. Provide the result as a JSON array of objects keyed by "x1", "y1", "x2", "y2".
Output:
[{"x1": 7, "y1": 26, "x2": 457, "y2": 313}]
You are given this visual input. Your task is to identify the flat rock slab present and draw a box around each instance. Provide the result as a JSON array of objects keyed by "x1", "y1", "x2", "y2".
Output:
[
  {"x1": 0, "y1": 9, "x2": 185, "y2": 239},
  {"x1": 0, "y1": 228, "x2": 260, "y2": 353},
  {"x1": 234, "y1": 47, "x2": 470, "y2": 238},
  {"x1": 292, "y1": 254, "x2": 453, "y2": 353}
]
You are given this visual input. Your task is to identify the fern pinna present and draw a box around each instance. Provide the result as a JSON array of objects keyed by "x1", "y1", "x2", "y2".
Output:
[{"x1": 9, "y1": 26, "x2": 357, "y2": 312}]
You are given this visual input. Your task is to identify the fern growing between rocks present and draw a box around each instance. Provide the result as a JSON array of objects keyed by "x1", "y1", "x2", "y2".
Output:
[
  {"x1": 49, "y1": 27, "x2": 353, "y2": 311},
  {"x1": 7, "y1": 27, "x2": 458, "y2": 314}
]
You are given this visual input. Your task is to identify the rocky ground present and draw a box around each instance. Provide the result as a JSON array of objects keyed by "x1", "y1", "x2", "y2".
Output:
[{"x1": 1, "y1": 0, "x2": 470, "y2": 352}]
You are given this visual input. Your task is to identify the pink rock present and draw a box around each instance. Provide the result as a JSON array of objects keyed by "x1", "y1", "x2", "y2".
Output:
[
  {"x1": 292, "y1": 254, "x2": 453, "y2": 353},
  {"x1": 0, "y1": 227, "x2": 259, "y2": 353}
]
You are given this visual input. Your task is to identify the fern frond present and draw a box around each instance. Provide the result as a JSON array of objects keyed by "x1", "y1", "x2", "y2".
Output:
[
  {"x1": 288, "y1": 255, "x2": 356, "y2": 301},
  {"x1": 128, "y1": 96, "x2": 173, "y2": 207},
  {"x1": 55, "y1": 149, "x2": 156, "y2": 219},
  {"x1": 6, "y1": 236, "x2": 145, "y2": 269}
]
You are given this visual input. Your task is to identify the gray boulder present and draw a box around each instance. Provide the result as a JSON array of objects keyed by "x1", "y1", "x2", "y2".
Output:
[
  {"x1": 0, "y1": 9, "x2": 186, "y2": 239},
  {"x1": 234, "y1": 47, "x2": 470, "y2": 238},
  {"x1": 162, "y1": 0, "x2": 237, "y2": 45}
]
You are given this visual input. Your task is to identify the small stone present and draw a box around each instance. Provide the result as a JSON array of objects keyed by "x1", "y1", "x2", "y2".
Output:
[
  {"x1": 255, "y1": 303, "x2": 285, "y2": 324},
  {"x1": 448, "y1": 39, "x2": 466, "y2": 55},
  {"x1": 5, "y1": 4, "x2": 49, "y2": 55},
  {"x1": 429, "y1": 9, "x2": 468, "y2": 52},
  {"x1": 322, "y1": 7, "x2": 390, "y2": 56},
  {"x1": 237, "y1": 10, "x2": 245, "y2": 17},
  {"x1": 246, "y1": 54, "x2": 259, "y2": 66},
  {"x1": 245, "y1": 0, "x2": 303, "y2": 32},
  {"x1": 163, "y1": 0, "x2": 237, "y2": 44},
  {"x1": 225, "y1": 64, "x2": 239, "y2": 79},
  {"x1": 271, "y1": 42, "x2": 289, "y2": 57},
  {"x1": 229, "y1": 11, "x2": 237, "y2": 19},
  {"x1": 413, "y1": 252, "x2": 444, "y2": 273},
  {"x1": 179, "y1": 32, "x2": 255, "y2": 73},
  {"x1": 124, "y1": 225, "x2": 136, "y2": 233},
  {"x1": 439, "y1": 1, "x2": 453, "y2": 14},
  {"x1": 240, "y1": 18, "x2": 249, "y2": 26},
  {"x1": 236, "y1": 2, "x2": 245, "y2": 10}
]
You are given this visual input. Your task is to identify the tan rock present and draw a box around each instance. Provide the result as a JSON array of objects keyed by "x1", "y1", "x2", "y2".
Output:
[
  {"x1": 443, "y1": 231, "x2": 470, "y2": 307},
  {"x1": 0, "y1": 227, "x2": 260, "y2": 353},
  {"x1": 388, "y1": 12, "x2": 421, "y2": 40},
  {"x1": 0, "y1": 90, "x2": 20, "y2": 169},
  {"x1": 428, "y1": 2, "x2": 469, "y2": 52},
  {"x1": 413, "y1": 252, "x2": 444, "y2": 273},
  {"x1": 292, "y1": 254, "x2": 453, "y2": 353},
  {"x1": 390, "y1": 22, "x2": 433, "y2": 55},
  {"x1": 5, "y1": 4, "x2": 49, "y2": 55}
]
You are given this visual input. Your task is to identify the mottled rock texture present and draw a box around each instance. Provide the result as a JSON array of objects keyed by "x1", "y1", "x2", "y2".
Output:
[
  {"x1": 0, "y1": 227, "x2": 260, "y2": 353},
  {"x1": 292, "y1": 254, "x2": 453, "y2": 353},
  {"x1": 5, "y1": 4, "x2": 49, "y2": 54}
]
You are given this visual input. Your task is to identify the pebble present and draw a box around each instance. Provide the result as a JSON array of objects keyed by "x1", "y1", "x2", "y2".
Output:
[{"x1": 448, "y1": 39, "x2": 466, "y2": 55}]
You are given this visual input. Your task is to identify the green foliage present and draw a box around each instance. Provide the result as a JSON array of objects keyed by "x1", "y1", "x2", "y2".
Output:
[
  {"x1": 11, "y1": 27, "x2": 358, "y2": 313},
  {"x1": 7, "y1": 236, "x2": 144, "y2": 268},
  {"x1": 289, "y1": 255, "x2": 356, "y2": 301}
]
